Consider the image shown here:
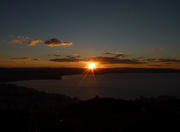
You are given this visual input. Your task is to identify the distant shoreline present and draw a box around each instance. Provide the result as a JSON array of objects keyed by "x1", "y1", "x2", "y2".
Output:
[{"x1": 0, "y1": 68, "x2": 180, "y2": 82}]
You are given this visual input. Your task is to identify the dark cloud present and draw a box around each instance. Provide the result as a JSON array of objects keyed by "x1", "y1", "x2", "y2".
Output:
[
  {"x1": 156, "y1": 58, "x2": 180, "y2": 63},
  {"x1": 49, "y1": 53, "x2": 180, "y2": 65},
  {"x1": 66, "y1": 55, "x2": 80, "y2": 59},
  {"x1": 48, "y1": 54, "x2": 61, "y2": 57},
  {"x1": 50, "y1": 54, "x2": 81, "y2": 62},
  {"x1": 143, "y1": 58, "x2": 180, "y2": 63},
  {"x1": 10, "y1": 57, "x2": 31, "y2": 61},
  {"x1": 47, "y1": 50, "x2": 180, "y2": 67},
  {"x1": 10, "y1": 57, "x2": 40, "y2": 61},
  {"x1": 50, "y1": 58, "x2": 80, "y2": 62},
  {"x1": 90, "y1": 56, "x2": 144, "y2": 64},
  {"x1": 104, "y1": 51, "x2": 125, "y2": 57},
  {"x1": 148, "y1": 64, "x2": 162, "y2": 67},
  {"x1": 44, "y1": 38, "x2": 72, "y2": 47},
  {"x1": 33, "y1": 58, "x2": 40, "y2": 61},
  {"x1": 49, "y1": 56, "x2": 144, "y2": 64}
]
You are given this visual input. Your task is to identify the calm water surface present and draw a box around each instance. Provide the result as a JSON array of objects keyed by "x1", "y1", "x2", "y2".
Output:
[{"x1": 13, "y1": 73, "x2": 180, "y2": 100}]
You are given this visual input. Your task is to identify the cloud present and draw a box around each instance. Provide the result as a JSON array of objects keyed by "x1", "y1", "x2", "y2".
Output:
[
  {"x1": 49, "y1": 54, "x2": 81, "y2": 62},
  {"x1": 48, "y1": 54, "x2": 61, "y2": 57},
  {"x1": 50, "y1": 58, "x2": 80, "y2": 62},
  {"x1": 10, "y1": 57, "x2": 40, "y2": 61},
  {"x1": 11, "y1": 36, "x2": 29, "y2": 44},
  {"x1": 49, "y1": 56, "x2": 144, "y2": 64},
  {"x1": 148, "y1": 64, "x2": 162, "y2": 67},
  {"x1": 104, "y1": 51, "x2": 125, "y2": 57},
  {"x1": 152, "y1": 48, "x2": 164, "y2": 51},
  {"x1": 155, "y1": 58, "x2": 180, "y2": 63},
  {"x1": 44, "y1": 38, "x2": 72, "y2": 47},
  {"x1": 11, "y1": 36, "x2": 72, "y2": 47},
  {"x1": 10, "y1": 57, "x2": 31, "y2": 61},
  {"x1": 48, "y1": 49, "x2": 180, "y2": 65},
  {"x1": 66, "y1": 54, "x2": 81, "y2": 59},
  {"x1": 142, "y1": 58, "x2": 180, "y2": 64},
  {"x1": 90, "y1": 56, "x2": 144, "y2": 64},
  {"x1": 28, "y1": 40, "x2": 43, "y2": 46},
  {"x1": 72, "y1": 54, "x2": 81, "y2": 58},
  {"x1": 33, "y1": 58, "x2": 40, "y2": 61}
]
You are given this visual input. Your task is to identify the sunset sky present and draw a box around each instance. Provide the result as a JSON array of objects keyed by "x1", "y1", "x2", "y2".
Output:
[{"x1": 0, "y1": 0, "x2": 180, "y2": 68}]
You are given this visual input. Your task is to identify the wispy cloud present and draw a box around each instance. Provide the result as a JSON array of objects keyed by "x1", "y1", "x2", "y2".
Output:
[
  {"x1": 50, "y1": 58, "x2": 80, "y2": 62},
  {"x1": 72, "y1": 54, "x2": 80, "y2": 58},
  {"x1": 10, "y1": 57, "x2": 40, "y2": 61},
  {"x1": 48, "y1": 54, "x2": 61, "y2": 57},
  {"x1": 10, "y1": 57, "x2": 31, "y2": 61},
  {"x1": 141, "y1": 58, "x2": 180, "y2": 64},
  {"x1": 104, "y1": 51, "x2": 126, "y2": 57},
  {"x1": 49, "y1": 54, "x2": 81, "y2": 62},
  {"x1": 152, "y1": 48, "x2": 164, "y2": 52},
  {"x1": 152, "y1": 58, "x2": 180, "y2": 63},
  {"x1": 11, "y1": 36, "x2": 29, "y2": 44},
  {"x1": 66, "y1": 54, "x2": 81, "y2": 59},
  {"x1": 90, "y1": 56, "x2": 144, "y2": 64},
  {"x1": 28, "y1": 40, "x2": 43, "y2": 46}
]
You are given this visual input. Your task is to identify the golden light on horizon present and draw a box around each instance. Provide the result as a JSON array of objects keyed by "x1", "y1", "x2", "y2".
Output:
[{"x1": 88, "y1": 62, "x2": 96, "y2": 70}]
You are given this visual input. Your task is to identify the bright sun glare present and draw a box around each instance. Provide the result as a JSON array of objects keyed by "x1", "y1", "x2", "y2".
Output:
[{"x1": 88, "y1": 63, "x2": 96, "y2": 70}]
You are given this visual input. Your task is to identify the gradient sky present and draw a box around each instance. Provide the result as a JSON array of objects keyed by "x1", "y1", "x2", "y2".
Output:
[{"x1": 0, "y1": 0, "x2": 180, "y2": 68}]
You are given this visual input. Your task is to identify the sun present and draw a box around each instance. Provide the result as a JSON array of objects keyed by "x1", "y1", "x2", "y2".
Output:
[{"x1": 88, "y1": 62, "x2": 96, "y2": 70}]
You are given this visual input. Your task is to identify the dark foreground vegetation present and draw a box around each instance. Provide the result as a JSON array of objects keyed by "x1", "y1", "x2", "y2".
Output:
[{"x1": 0, "y1": 84, "x2": 180, "y2": 132}]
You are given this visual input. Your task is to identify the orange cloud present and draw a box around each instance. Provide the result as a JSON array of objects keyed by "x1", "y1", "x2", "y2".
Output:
[
  {"x1": 33, "y1": 58, "x2": 40, "y2": 61},
  {"x1": 11, "y1": 36, "x2": 29, "y2": 44},
  {"x1": 28, "y1": 40, "x2": 43, "y2": 46},
  {"x1": 10, "y1": 36, "x2": 72, "y2": 47}
]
